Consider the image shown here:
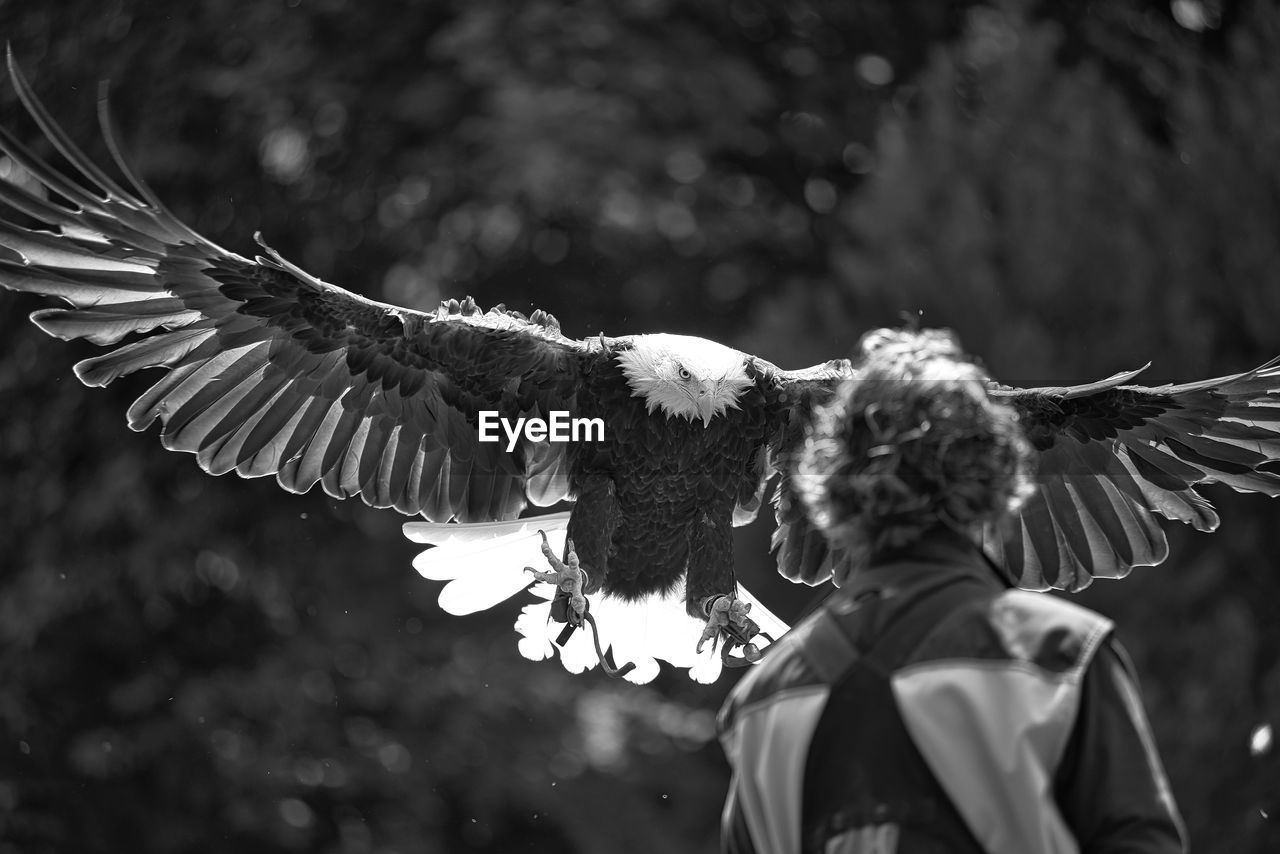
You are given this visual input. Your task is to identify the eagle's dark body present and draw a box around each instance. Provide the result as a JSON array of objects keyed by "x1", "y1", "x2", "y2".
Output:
[
  {"x1": 566, "y1": 353, "x2": 776, "y2": 608},
  {"x1": 4, "y1": 53, "x2": 1280, "y2": 680}
]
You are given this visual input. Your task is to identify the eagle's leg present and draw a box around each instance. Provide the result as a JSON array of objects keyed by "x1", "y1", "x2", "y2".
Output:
[
  {"x1": 563, "y1": 475, "x2": 618, "y2": 597},
  {"x1": 687, "y1": 510, "x2": 762, "y2": 661},
  {"x1": 525, "y1": 532, "x2": 588, "y2": 627},
  {"x1": 534, "y1": 476, "x2": 637, "y2": 678},
  {"x1": 529, "y1": 475, "x2": 618, "y2": 630}
]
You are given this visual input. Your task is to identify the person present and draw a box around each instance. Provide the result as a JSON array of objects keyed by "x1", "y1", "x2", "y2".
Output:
[{"x1": 717, "y1": 329, "x2": 1187, "y2": 854}]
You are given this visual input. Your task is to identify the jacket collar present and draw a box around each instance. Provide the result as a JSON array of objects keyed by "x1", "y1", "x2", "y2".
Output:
[{"x1": 841, "y1": 524, "x2": 1008, "y2": 601}]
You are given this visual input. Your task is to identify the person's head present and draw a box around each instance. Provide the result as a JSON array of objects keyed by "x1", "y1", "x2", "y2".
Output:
[{"x1": 796, "y1": 327, "x2": 1033, "y2": 584}]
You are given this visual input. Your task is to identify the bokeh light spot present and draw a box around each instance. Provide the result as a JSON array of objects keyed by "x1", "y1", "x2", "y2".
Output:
[
  {"x1": 378, "y1": 742, "x2": 412, "y2": 774},
  {"x1": 842, "y1": 142, "x2": 875, "y2": 175},
  {"x1": 1251, "y1": 723, "x2": 1273, "y2": 756},
  {"x1": 259, "y1": 127, "x2": 311, "y2": 184},
  {"x1": 278, "y1": 797, "x2": 313, "y2": 829},
  {"x1": 804, "y1": 178, "x2": 838, "y2": 213},
  {"x1": 856, "y1": 54, "x2": 894, "y2": 87},
  {"x1": 665, "y1": 150, "x2": 706, "y2": 184},
  {"x1": 656, "y1": 202, "x2": 697, "y2": 240},
  {"x1": 1172, "y1": 0, "x2": 1212, "y2": 31}
]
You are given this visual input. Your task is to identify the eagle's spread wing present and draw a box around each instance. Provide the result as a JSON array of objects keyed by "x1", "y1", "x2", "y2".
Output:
[
  {"x1": 0, "y1": 52, "x2": 587, "y2": 522},
  {"x1": 763, "y1": 356, "x2": 1280, "y2": 594},
  {"x1": 989, "y1": 360, "x2": 1280, "y2": 591}
]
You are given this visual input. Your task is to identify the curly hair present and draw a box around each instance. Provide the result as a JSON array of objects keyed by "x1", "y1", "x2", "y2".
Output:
[{"x1": 795, "y1": 328, "x2": 1033, "y2": 582}]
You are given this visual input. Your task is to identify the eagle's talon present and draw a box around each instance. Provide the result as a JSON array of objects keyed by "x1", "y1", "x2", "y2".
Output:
[
  {"x1": 525, "y1": 532, "x2": 587, "y2": 627},
  {"x1": 696, "y1": 621, "x2": 722, "y2": 655},
  {"x1": 696, "y1": 593, "x2": 762, "y2": 658}
]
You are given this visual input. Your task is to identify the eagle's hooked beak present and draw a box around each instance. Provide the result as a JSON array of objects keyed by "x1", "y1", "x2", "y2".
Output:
[{"x1": 697, "y1": 384, "x2": 715, "y2": 428}]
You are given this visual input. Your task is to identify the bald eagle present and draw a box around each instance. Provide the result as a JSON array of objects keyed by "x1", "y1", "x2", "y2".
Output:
[{"x1": 3, "y1": 54, "x2": 1280, "y2": 683}]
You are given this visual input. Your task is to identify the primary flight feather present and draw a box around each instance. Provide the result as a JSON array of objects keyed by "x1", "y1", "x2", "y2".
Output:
[{"x1": 3, "y1": 53, "x2": 1280, "y2": 682}]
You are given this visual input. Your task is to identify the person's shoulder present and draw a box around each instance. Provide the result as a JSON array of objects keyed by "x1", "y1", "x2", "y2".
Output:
[
  {"x1": 908, "y1": 589, "x2": 1114, "y2": 679},
  {"x1": 989, "y1": 590, "x2": 1115, "y2": 676}
]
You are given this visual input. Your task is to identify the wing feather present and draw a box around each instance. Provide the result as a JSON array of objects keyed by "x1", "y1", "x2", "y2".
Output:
[
  {"x1": 280, "y1": 399, "x2": 345, "y2": 494},
  {"x1": 1115, "y1": 445, "x2": 1219, "y2": 531},
  {"x1": 184, "y1": 367, "x2": 274, "y2": 464},
  {"x1": 0, "y1": 219, "x2": 152, "y2": 273},
  {"x1": 362, "y1": 415, "x2": 400, "y2": 502},
  {"x1": 0, "y1": 258, "x2": 159, "y2": 303},
  {"x1": 184, "y1": 368, "x2": 271, "y2": 460},
  {"x1": 1047, "y1": 478, "x2": 1103, "y2": 582},
  {"x1": 1016, "y1": 485, "x2": 1069, "y2": 589},
  {"x1": 75, "y1": 327, "x2": 217, "y2": 386},
  {"x1": 1066, "y1": 459, "x2": 1148, "y2": 568},
  {"x1": 420, "y1": 448, "x2": 453, "y2": 521},
  {"x1": 321, "y1": 407, "x2": 370, "y2": 499},
  {"x1": 1123, "y1": 439, "x2": 1207, "y2": 490},
  {"x1": 753, "y1": 357, "x2": 854, "y2": 585},
  {"x1": 206, "y1": 373, "x2": 299, "y2": 476},
  {"x1": 162, "y1": 344, "x2": 275, "y2": 448},
  {"x1": 203, "y1": 364, "x2": 298, "y2": 458},
  {"x1": 236, "y1": 387, "x2": 315, "y2": 478},
  {"x1": 6, "y1": 50, "x2": 145, "y2": 210},
  {"x1": 380, "y1": 424, "x2": 419, "y2": 510}
]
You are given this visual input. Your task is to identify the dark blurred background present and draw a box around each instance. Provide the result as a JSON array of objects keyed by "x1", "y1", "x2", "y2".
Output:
[{"x1": 0, "y1": 0, "x2": 1277, "y2": 851}]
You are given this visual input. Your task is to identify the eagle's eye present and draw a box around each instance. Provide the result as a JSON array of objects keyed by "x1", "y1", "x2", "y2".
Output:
[{"x1": 677, "y1": 366, "x2": 691, "y2": 380}]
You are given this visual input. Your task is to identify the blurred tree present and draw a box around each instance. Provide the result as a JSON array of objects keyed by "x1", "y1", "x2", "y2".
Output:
[{"x1": 0, "y1": 0, "x2": 1277, "y2": 851}]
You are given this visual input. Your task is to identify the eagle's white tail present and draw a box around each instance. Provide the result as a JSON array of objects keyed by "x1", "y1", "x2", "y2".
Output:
[
  {"x1": 403, "y1": 514, "x2": 790, "y2": 684},
  {"x1": 405, "y1": 513, "x2": 570, "y2": 616}
]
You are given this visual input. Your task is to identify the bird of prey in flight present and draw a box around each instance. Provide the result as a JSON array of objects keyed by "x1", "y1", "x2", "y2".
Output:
[{"x1": 3, "y1": 52, "x2": 1278, "y2": 682}]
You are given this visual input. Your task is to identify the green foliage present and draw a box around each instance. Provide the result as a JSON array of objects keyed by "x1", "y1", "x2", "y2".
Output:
[{"x1": 1, "y1": 0, "x2": 1277, "y2": 851}]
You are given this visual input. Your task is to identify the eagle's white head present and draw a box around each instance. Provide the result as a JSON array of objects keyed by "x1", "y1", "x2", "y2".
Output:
[{"x1": 616, "y1": 334, "x2": 753, "y2": 427}]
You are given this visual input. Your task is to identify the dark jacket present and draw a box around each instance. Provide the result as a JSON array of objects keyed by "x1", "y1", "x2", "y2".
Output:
[{"x1": 718, "y1": 527, "x2": 1186, "y2": 854}]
